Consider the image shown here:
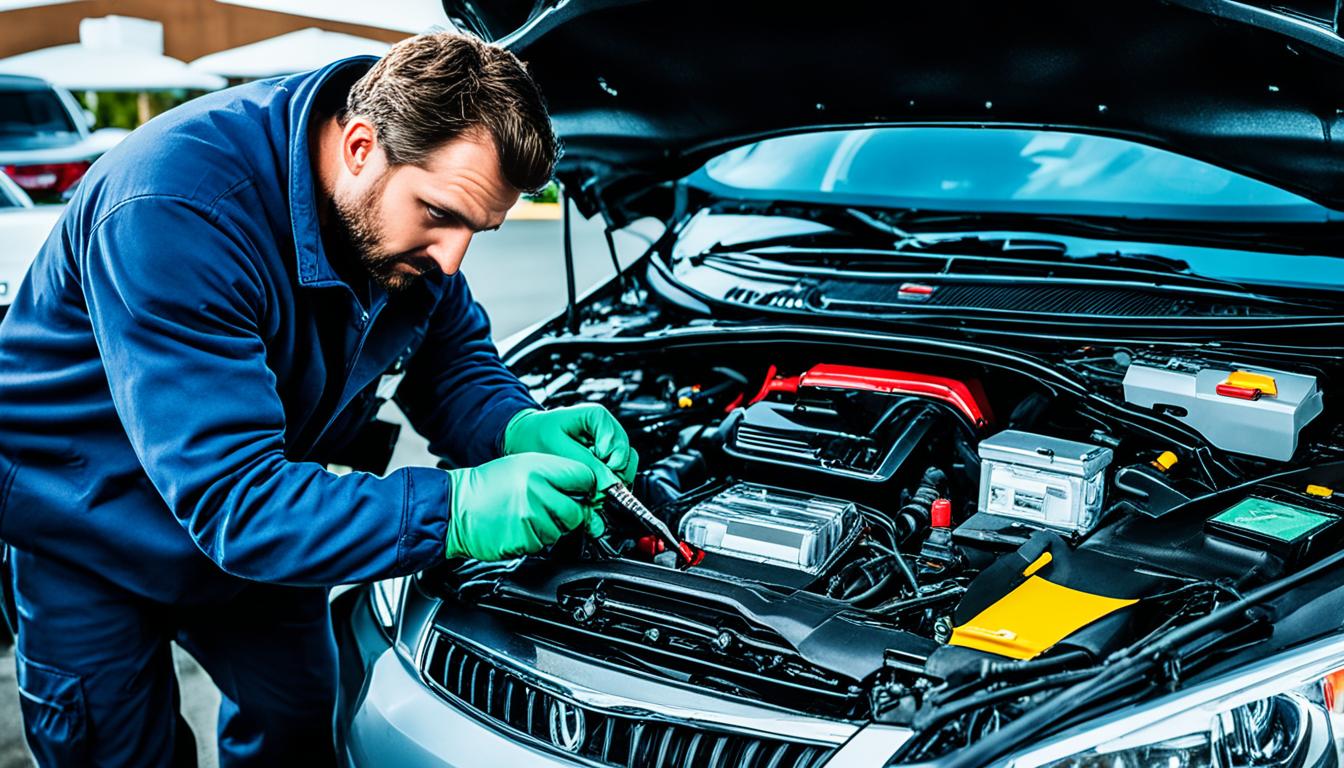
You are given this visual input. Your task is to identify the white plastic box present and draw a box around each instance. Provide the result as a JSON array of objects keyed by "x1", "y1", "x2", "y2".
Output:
[
  {"x1": 1122, "y1": 360, "x2": 1323, "y2": 462},
  {"x1": 679, "y1": 484, "x2": 857, "y2": 573},
  {"x1": 977, "y1": 430, "x2": 1114, "y2": 533}
]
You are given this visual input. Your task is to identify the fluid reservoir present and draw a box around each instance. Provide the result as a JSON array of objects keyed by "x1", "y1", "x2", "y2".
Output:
[{"x1": 1122, "y1": 359, "x2": 1322, "y2": 461}]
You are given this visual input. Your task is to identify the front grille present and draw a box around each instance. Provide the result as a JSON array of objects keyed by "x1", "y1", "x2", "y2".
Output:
[{"x1": 422, "y1": 631, "x2": 836, "y2": 768}]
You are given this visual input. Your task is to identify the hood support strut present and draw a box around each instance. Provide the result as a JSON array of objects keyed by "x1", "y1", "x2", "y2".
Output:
[{"x1": 562, "y1": 191, "x2": 579, "y2": 334}]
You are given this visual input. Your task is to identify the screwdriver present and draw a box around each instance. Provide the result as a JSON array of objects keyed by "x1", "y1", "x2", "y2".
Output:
[{"x1": 603, "y1": 482, "x2": 698, "y2": 564}]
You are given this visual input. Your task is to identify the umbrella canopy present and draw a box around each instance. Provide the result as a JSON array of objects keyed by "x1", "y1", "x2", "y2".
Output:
[
  {"x1": 190, "y1": 28, "x2": 391, "y2": 80},
  {"x1": 0, "y1": 16, "x2": 226, "y2": 91},
  {"x1": 0, "y1": 44, "x2": 227, "y2": 91}
]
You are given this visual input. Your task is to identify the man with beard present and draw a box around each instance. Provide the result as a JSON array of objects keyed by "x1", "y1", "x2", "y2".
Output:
[{"x1": 0, "y1": 33, "x2": 634, "y2": 766}]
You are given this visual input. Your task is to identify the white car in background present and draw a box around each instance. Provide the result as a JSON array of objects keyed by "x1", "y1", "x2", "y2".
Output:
[
  {"x1": 0, "y1": 74, "x2": 127, "y2": 203},
  {"x1": 0, "y1": 171, "x2": 61, "y2": 316}
]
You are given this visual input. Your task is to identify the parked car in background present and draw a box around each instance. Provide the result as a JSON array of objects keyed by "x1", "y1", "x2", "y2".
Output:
[
  {"x1": 0, "y1": 171, "x2": 61, "y2": 317},
  {"x1": 0, "y1": 74, "x2": 127, "y2": 203}
]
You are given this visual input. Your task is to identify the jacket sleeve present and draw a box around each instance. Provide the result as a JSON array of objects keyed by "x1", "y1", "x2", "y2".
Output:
[
  {"x1": 393, "y1": 271, "x2": 539, "y2": 468},
  {"x1": 81, "y1": 196, "x2": 450, "y2": 585}
]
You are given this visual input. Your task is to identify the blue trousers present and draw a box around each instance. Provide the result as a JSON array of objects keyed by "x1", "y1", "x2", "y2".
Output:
[{"x1": 11, "y1": 549, "x2": 338, "y2": 767}]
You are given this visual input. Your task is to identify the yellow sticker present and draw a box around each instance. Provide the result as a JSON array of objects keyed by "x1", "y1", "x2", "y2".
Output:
[{"x1": 949, "y1": 576, "x2": 1138, "y2": 660}]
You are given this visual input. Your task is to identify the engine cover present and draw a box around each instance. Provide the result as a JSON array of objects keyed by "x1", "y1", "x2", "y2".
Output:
[{"x1": 724, "y1": 394, "x2": 941, "y2": 482}]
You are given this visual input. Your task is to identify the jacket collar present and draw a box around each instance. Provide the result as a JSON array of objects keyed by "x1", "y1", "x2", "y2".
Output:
[{"x1": 284, "y1": 56, "x2": 378, "y2": 289}]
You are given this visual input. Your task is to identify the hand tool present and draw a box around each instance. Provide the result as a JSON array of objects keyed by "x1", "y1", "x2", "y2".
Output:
[{"x1": 603, "y1": 481, "x2": 700, "y2": 565}]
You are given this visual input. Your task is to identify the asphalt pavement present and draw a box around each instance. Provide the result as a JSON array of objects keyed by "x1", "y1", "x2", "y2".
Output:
[{"x1": 0, "y1": 211, "x2": 639, "y2": 766}]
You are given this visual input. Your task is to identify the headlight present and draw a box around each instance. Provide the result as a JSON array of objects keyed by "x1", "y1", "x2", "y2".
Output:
[
  {"x1": 368, "y1": 575, "x2": 408, "y2": 638},
  {"x1": 1001, "y1": 633, "x2": 1344, "y2": 768}
]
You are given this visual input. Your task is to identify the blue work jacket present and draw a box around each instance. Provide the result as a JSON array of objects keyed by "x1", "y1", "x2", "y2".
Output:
[{"x1": 0, "y1": 58, "x2": 538, "y2": 603}]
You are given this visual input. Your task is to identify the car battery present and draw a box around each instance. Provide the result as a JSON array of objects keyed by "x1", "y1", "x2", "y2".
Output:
[
  {"x1": 1122, "y1": 359, "x2": 1322, "y2": 461},
  {"x1": 678, "y1": 483, "x2": 858, "y2": 574},
  {"x1": 977, "y1": 430, "x2": 1113, "y2": 533}
]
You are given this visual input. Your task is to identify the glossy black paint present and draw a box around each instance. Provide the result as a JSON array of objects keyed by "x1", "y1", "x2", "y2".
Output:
[{"x1": 443, "y1": 0, "x2": 1344, "y2": 223}]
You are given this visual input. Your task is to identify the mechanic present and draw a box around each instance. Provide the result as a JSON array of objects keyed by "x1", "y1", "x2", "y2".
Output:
[{"x1": 0, "y1": 32, "x2": 635, "y2": 766}]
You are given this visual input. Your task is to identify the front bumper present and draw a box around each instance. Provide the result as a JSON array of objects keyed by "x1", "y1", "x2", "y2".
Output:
[
  {"x1": 334, "y1": 580, "x2": 911, "y2": 768},
  {"x1": 337, "y1": 586, "x2": 568, "y2": 767}
]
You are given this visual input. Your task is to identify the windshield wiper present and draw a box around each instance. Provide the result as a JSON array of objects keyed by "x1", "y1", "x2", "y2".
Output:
[
  {"x1": 704, "y1": 215, "x2": 1309, "y2": 301},
  {"x1": 876, "y1": 207, "x2": 1342, "y2": 253}
]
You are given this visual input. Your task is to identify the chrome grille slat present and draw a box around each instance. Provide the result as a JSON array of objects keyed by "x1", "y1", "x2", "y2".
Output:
[
  {"x1": 653, "y1": 724, "x2": 677, "y2": 764},
  {"x1": 525, "y1": 687, "x2": 539, "y2": 734},
  {"x1": 681, "y1": 732, "x2": 704, "y2": 768},
  {"x1": 708, "y1": 735, "x2": 731, "y2": 764},
  {"x1": 422, "y1": 631, "x2": 835, "y2": 768},
  {"x1": 628, "y1": 721, "x2": 646, "y2": 766},
  {"x1": 599, "y1": 714, "x2": 615, "y2": 762}
]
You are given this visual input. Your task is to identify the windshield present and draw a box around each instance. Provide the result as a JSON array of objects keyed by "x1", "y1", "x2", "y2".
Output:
[
  {"x1": 0, "y1": 87, "x2": 77, "y2": 147},
  {"x1": 693, "y1": 127, "x2": 1335, "y2": 223}
]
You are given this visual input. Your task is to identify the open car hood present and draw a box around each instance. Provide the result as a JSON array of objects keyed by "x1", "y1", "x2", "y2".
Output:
[{"x1": 442, "y1": 0, "x2": 1344, "y2": 223}]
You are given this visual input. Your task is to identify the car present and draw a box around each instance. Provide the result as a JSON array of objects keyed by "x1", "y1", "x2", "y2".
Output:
[
  {"x1": 0, "y1": 170, "x2": 61, "y2": 318},
  {"x1": 334, "y1": 2, "x2": 1344, "y2": 767},
  {"x1": 0, "y1": 74, "x2": 128, "y2": 203}
]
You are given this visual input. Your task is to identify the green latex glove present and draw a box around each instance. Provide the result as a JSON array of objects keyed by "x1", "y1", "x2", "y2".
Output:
[
  {"x1": 501, "y1": 404, "x2": 638, "y2": 492},
  {"x1": 444, "y1": 452, "x2": 605, "y2": 561}
]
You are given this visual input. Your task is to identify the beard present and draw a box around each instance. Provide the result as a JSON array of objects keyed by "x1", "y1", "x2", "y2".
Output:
[{"x1": 329, "y1": 173, "x2": 437, "y2": 293}]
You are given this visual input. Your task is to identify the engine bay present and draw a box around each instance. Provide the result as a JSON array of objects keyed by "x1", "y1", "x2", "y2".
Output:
[{"x1": 426, "y1": 337, "x2": 1344, "y2": 757}]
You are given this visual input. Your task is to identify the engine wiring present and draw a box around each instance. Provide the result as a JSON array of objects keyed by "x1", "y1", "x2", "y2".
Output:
[{"x1": 437, "y1": 339, "x2": 1344, "y2": 760}]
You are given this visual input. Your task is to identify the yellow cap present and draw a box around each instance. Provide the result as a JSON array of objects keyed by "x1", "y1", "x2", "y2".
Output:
[
  {"x1": 677, "y1": 395, "x2": 693, "y2": 408},
  {"x1": 1306, "y1": 484, "x2": 1335, "y2": 498},
  {"x1": 1152, "y1": 451, "x2": 1179, "y2": 472},
  {"x1": 1224, "y1": 370, "x2": 1278, "y2": 397}
]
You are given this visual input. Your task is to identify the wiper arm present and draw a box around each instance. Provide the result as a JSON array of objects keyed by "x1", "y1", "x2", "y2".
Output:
[
  {"x1": 839, "y1": 207, "x2": 929, "y2": 250},
  {"x1": 725, "y1": 228, "x2": 1284, "y2": 300}
]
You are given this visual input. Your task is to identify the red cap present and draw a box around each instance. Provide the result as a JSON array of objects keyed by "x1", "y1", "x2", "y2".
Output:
[
  {"x1": 636, "y1": 535, "x2": 666, "y2": 557},
  {"x1": 676, "y1": 541, "x2": 698, "y2": 563},
  {"x1": 931, "y1": 498, "x2": 952, "y2": 528}
]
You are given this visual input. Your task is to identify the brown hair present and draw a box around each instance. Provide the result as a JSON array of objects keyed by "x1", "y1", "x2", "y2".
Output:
[{"x1": 343, "y1": 32, "x2": 558, "y2": 194}]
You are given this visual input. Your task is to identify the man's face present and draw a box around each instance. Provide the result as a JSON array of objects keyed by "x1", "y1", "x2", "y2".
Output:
[{"x1": 330, "y1": 130, "x2": 521, "y2": 293}]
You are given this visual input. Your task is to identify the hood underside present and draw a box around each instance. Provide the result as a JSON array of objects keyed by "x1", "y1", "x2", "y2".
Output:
[{"x1": 443, "y1": 0, "x2": 1344, "y2": 222}]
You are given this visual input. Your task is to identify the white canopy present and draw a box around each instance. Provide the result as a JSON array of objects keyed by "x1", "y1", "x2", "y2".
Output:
[
  {"x1": 214, "y1": 0, "x2": 450, "y2": 34},
  {"x1": 0, "y1": 0, "x2": 78, "y2": 10},
  {"x1": 0, "y1": 44, "x2": 227, "y2": 91},
  {"x1": 0, "y1": 16, "x2": 226, "y2": 91},
  {"x1": 190, "y1": 28, "x2": 391, "y2": 79}
]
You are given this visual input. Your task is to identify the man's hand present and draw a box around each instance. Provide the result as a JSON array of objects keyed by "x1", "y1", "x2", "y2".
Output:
[
  {"x1": 445, "y1": 453, "x2": 605, "y2": 561},
  {"x1": 501, "y1": 405, "x2": 638, "y2": 491}
]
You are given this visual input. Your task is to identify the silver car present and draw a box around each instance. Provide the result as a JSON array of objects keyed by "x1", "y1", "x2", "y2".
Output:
[{"x1": 336, "y1": 1, "x2": 1344, "y2": 766}]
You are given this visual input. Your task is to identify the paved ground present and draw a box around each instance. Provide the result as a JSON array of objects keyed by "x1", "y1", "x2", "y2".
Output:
[{"x1": 0, "y1": 212, "x2": 639, "y2": 766}]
